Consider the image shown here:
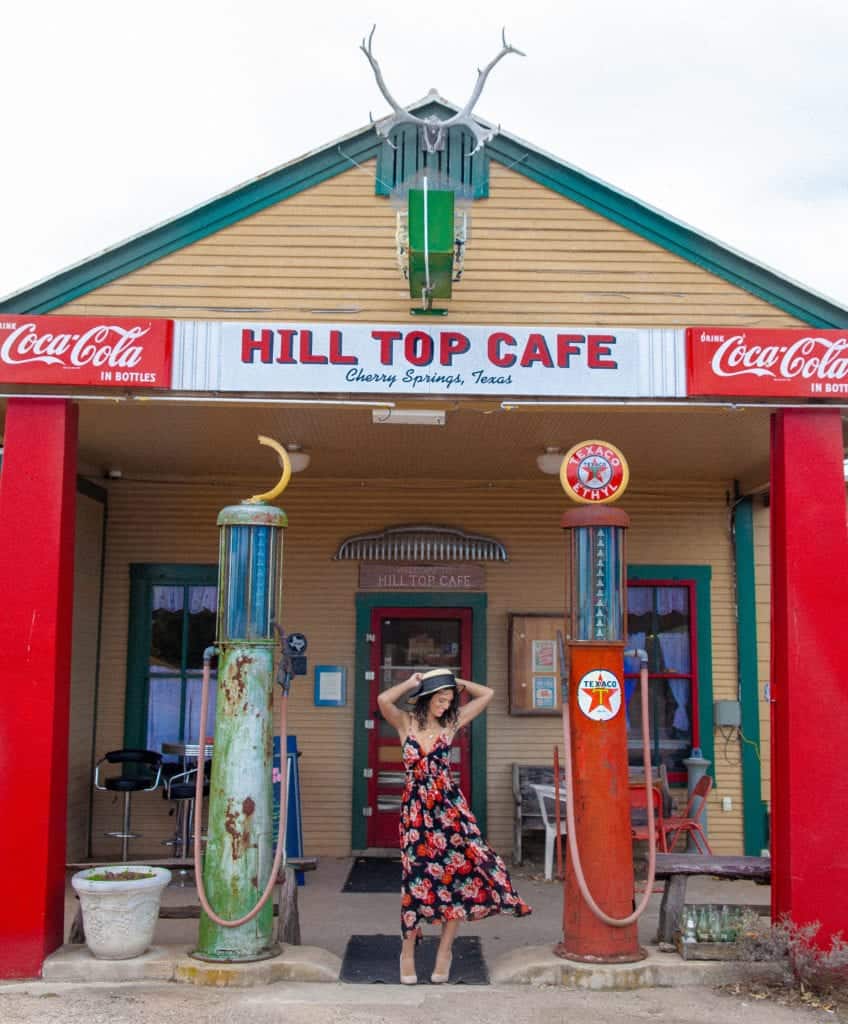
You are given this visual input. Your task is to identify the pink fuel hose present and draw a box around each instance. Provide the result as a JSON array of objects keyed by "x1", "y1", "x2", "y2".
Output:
[
  {"x1": 561, "y1": 657, "x2": 658, "y2": 927},
  {"x1": 193, "y1": 651, "x2": 289, "y2": 928}
]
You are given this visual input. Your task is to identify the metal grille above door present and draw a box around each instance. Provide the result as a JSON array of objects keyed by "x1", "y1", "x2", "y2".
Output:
[{"x1": 334, "y1": 524, "x2": 508, "y2": 563}]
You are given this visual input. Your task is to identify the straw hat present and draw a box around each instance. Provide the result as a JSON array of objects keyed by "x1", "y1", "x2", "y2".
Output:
[{"x1": 407, "y1": 669, "x2": 466, "y2": 702}]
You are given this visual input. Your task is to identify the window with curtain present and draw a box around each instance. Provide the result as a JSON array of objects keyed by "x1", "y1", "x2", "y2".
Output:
[
  {"x1": 146, "y1": 582, "x2": 218, "y2": 761},
  {"x1": 625, "y1": 582, "x2": 695, "y2": 782}
]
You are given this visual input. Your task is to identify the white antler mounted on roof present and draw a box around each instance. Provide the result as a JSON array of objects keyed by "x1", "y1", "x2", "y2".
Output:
[{"x1": 360, "y1": 26, "x2": 525, "y2": 155}]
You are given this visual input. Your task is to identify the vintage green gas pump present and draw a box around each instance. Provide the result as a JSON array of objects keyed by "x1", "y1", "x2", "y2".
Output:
[{"x1": 191, "y1": 436, "x2": 295, "y2": 963}]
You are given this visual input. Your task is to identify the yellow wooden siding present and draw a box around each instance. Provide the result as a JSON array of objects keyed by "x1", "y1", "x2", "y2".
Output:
[
  {"x1": 91, "y1": 475, "x2": 742, "y2": 859},
  {"x1": 57, "y1": 162, "x2": 806, "y2": 329},
  {"x1": 67, "y1": 492, "x2": 104, "y2": 860}
]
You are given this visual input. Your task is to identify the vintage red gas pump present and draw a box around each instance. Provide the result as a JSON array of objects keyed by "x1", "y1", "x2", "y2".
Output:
[{"x1": 554, "y1": 440, "x2": 655, "y2": 964}]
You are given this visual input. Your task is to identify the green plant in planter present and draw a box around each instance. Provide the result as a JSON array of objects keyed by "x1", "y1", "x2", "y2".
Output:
[{"x1": 86, "y1": 869, "x2": 155, "y2": 882}]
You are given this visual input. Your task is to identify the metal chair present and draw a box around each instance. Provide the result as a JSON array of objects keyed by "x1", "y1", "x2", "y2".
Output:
[
  {"x1": 531, "y1": 783, "x2": 567, "y2": 880},
  {"x1": 629, "y1": 781, "x2": 668, "y2": 852},
  {"x1": 162, "y1": 764, "x2": 210, "y2": 883},
  {"x1": 662, "y1": 774, "x2": 713, "y2": 853},
  {"x1": 94, "y1": 749, "x2": 163, "y2": 861}
]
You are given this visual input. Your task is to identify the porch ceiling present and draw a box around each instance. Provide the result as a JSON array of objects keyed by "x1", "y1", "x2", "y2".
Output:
[{"x1": 1, "y1": 397, "x2": 778, "y2": 491}]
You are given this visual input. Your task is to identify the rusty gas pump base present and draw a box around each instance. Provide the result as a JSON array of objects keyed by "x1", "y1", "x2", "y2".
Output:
[{"x1": 553, "y1": 941, "x2": 648, "y2": 964}]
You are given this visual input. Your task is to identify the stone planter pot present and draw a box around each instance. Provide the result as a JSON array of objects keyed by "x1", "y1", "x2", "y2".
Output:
[{"x1": 71, "y1": 865, "x2": 171, "y2": 959}]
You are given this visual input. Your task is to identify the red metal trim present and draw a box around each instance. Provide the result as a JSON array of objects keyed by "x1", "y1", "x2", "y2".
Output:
[{"x1": 0, "y1": 399, "x2": 78, "y2": 978}]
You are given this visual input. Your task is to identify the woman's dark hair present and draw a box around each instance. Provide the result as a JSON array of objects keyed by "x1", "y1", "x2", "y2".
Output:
[{"x1": 411, "y1": 688, "x2": 459, "y2": 730}]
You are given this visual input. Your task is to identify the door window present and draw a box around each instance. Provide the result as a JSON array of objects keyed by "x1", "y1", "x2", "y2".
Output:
[{"x1": 625, "y1": 582, "x2": 696, "y2": 782}]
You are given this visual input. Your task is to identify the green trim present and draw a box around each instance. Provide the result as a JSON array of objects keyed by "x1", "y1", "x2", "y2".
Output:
[
  {"x1": 125, "y1": 563, "x2": 217, "y2": 750},
  {"x1": 628, "y1": 565, "x2": 715, "y2": 774},
  {"x1": 375, "y1": 119, "x2": 490, "y2": 199},
  {"x1": 733, "y1": 499, "x2": 767, "y2": 855},
  {"x1": 352, "y1": 591, "x2": 488, "y2": 850},
  {"x1": 1, "y1": 98, "x2": 844, "y2": 326}
]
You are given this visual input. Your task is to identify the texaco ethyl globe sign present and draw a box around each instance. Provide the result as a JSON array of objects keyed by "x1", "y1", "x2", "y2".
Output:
[{"x1": 560, "y1": 440, "x2": 629, "y2": 504}]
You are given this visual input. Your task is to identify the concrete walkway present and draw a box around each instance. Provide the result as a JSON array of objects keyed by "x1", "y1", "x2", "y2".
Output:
[{"x1": 40, "y1": 853, "x2": 777, "y2": 989}]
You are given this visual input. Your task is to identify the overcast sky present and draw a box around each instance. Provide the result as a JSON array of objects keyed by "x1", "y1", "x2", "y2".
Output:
[{"x1": 2, "y1": 0, "x2": 846, "y2": 310}]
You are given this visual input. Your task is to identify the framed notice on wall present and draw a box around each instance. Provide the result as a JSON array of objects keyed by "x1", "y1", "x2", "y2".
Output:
[{"x1": 508, "y1": 613, "x2": 567, "y2": 716}]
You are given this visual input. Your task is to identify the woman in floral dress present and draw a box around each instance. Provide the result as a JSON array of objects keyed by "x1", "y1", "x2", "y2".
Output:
[{"x1": 377, "y1": 669, "x2": 531, "y2": 985}]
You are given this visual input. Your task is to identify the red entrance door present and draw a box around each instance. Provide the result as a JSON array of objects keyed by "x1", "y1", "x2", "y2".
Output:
[{"x1": 366, "y1": 607, "x2": 473, "y2": 849}]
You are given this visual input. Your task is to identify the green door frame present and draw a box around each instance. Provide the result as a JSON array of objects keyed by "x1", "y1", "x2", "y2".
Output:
[
  {"x1": 352, "y1": 591, "x2": 488, "y2": 851},
  {"x1": 731, "y1": 499, "x2": 768, "y2": 855}
]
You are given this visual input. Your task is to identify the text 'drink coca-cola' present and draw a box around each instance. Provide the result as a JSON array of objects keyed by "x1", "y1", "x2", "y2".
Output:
[
  {"x1": 0, "y1": 315, "x2": 173, "y2": 388},
  {"x1": 687, "y1": 327, "x2": 848, "y2": 398}
]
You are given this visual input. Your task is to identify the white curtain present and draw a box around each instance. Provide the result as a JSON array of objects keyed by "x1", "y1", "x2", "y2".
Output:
[
  {"x1": 147, "y1": 678, "x2": 182, "y2": 756},
  {"x1": 668, "y1": 678, "x2": 690, "y2": 732},
  {"x1": 186, "y1": 675, "x2": 218, "y2": 744},
  {"x1": 189, "y1": 587, "x2": 217, "y2": 613},
  {"x1": 152, "y1": 585, "x2": 183, "y2": 612},
  {"x1": 152, "y1": 585, "x2": 216, "y2": 613}
]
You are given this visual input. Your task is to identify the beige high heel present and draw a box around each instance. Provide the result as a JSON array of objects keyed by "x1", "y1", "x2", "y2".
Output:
[
  {"x1": 399, "y1": 928, "x2": 422, "y2": 985},
  {"x1": 430, "y1": 951, "x2": 452, "y2": 984},
  {"x1": 399, "y1": 953, "x2": 417, "y2": 985}
]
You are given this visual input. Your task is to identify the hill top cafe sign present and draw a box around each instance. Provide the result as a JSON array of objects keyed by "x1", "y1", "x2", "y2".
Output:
[{"x1": 1, "y1": 314, "x2": 847, "y2": 401}]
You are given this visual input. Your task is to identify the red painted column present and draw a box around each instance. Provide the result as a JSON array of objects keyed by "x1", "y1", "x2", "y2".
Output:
[
  {"x1": 770, "y1": 408, "x2": 848, "y2": 945},
  {"x1": 0, "y1": 399, "x2": 78, "y2": 978}
]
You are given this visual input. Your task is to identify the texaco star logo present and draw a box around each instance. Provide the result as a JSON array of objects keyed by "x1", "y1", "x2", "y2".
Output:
[
  {"x1": 560, "y1": 440, "x2": 629, "y2": 504},
  {"x1": 577, "y1": 669, "x2": 622, "y2": 721}
]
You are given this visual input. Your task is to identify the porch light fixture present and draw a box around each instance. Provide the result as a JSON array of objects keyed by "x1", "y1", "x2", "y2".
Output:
[
  {"x1": 371, "y1": 409, "x2": 446, "y2": 426},
  {"x1": 536, "y1": 446, "x2": 565, "y2": 475},
  {"x1": 284, "y1": 443, "x2": 311, "y2": 473}
]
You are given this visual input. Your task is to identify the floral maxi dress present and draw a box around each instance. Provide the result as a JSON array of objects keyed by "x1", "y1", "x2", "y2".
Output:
[{"x1": 400, "y1": 733, "x2": 532, "y2": 937}]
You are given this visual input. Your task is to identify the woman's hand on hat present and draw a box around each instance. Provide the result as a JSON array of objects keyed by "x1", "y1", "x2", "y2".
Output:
[{"x1": 404, "y1": 672, "x2": 423, "y2": 689}]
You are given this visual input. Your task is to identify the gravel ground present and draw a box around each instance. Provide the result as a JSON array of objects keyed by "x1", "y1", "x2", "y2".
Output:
[{"x1": 0, "y1": 980, "x2": 840, "y2": 1024}]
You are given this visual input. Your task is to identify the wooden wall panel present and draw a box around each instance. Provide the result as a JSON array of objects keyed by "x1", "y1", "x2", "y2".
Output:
[
  {"x1": 66, "y1": 492, "x2": 104, "y2": 860},
  {"x1": 91, "y1": 475, "x2": 742, "y2": 859},
  {"x1": 57, "y1": 162, "x2": 806, "y2": 330}
]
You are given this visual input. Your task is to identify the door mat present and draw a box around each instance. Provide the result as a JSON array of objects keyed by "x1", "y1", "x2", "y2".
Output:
[
  {"x1": 340, "y1": 933, "x2": 489, "y2": 985},
  {"x1": 342, "y1": 857, "x2": 402, "y2": 893}
]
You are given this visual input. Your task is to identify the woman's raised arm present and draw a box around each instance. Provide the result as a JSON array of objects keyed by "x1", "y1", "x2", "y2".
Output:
[
  {"x1": 455, "y1": 678, "x2": 494, "y2": 729},
  {"x1": 377, "y1": 672, "x2": 422, "y2": 735}
]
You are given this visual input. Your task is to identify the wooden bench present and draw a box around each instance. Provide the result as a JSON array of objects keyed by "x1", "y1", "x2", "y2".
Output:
[
  {"x1": 653, "y1": 853, "x2": 771, "y2": 943},
  {"x1": 67, "y1": 856, "x2": 317, "y2": 947},
  {"x1": 512, "y1": 762, "x2": 673, "y2": 865}
]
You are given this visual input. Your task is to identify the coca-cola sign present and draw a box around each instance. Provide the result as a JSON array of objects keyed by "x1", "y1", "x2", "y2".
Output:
[
  {"x1": 687, "y1": 327, "x2": 848, "y2": 398},
  {"x1": 0, "y1": 315, "x2": 173, "y2": 387}
]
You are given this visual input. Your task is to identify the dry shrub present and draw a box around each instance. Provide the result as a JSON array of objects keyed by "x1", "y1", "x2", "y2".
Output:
[{"x1": 737, "y1": 911, "x2": 848, "y2": 1000}]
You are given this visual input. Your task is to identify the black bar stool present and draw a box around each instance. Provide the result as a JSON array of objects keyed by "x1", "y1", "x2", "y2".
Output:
[
  {"x1": 162, "y1": 765, "x2": 210, "y2": 883},
  {"x1": 94, "y1": 749, "x2": 163, "y2": 861}
]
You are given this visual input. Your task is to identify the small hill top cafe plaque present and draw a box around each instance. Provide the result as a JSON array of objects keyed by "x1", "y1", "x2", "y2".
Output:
[{"x1": 359, "y1": 564, "x2": 485, "y2": 590}]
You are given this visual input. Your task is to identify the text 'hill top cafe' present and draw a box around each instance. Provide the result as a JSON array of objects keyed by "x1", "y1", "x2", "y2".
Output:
[{"x1": 4, "y1": 314, "x2": 848, "y2": 398}]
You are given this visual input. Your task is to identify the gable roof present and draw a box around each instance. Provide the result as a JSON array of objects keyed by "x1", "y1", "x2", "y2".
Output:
[{"x1": 1, "y1": 97, "x2": 845, "y2": 327}]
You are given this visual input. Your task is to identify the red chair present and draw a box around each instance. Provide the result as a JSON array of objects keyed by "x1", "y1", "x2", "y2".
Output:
[
  {"x1": 629, "y1": 782, "x2": 668, "y2": 852},
  {"x1": 662, "y1": 774, "x2": 713, "y2": 853}
]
